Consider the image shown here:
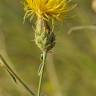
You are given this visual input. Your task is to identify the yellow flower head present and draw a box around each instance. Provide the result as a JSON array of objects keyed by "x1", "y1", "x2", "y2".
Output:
[{"x1": 23, "y1": 0, "x2": 72, "y2": 21}]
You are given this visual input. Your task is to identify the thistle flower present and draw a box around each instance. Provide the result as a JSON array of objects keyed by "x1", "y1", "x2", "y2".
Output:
[
  {"x1": 24, "y1": 0, "x2": 70, "y2": 21},
  {"x1": 23, "y1": 0, "x2": 74, "y2": 96},
  {"x1": 23, "y1": 0, "x2": 72, "y2": 52}
]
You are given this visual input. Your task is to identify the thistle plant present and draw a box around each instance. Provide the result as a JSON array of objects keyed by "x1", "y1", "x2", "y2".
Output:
[
  {"x1": 0, "y1": 0, "x2": 75, "y2": 96},
  {"x1": 23, "y1": 0, "x2": 75, "y2": 96}
]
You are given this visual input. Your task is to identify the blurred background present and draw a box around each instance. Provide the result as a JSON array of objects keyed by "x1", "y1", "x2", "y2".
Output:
[{"x1": 0, "y1": 0, "x2": 96, "y2": 96}]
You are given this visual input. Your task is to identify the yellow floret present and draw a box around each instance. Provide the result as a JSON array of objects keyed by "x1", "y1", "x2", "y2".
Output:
[{"x1": 23, "y1": 0, "x2": 70, "y2": 21}]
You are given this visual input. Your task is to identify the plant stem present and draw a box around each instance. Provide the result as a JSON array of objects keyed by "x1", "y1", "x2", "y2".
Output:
[
  {"x1": 0, "y1": 54, "x2": 36, "y2": 96},
  {"x1": 37, "y1": 51, "x2": 47, "y2": 96},
  {"x1": 67, "y1": 25, "x2": 96, "y2": 34}
]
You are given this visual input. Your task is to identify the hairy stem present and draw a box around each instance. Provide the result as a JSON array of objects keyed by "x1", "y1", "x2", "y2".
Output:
[
  {"x1": 0, "y1": 54, "x2": 35, "y2": 96},
  {"x1": 37, "y1": 51, "x2": 47, "y2": 96}
]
